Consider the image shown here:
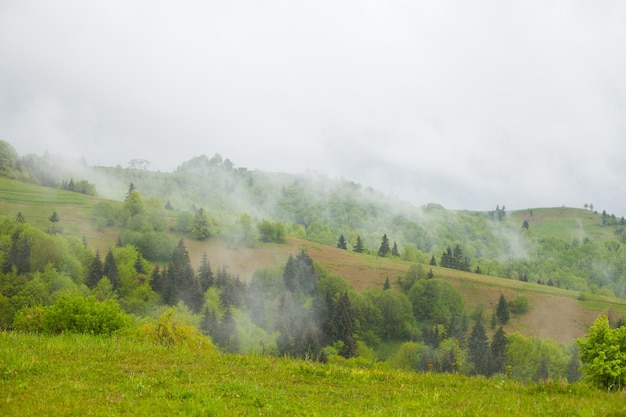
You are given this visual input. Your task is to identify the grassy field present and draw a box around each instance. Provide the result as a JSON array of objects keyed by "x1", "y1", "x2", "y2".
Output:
[
  {"x1": 1, "y1": 332, "x2": 625, "y2": 416},
  {"x1": 510, "y1": 207, "x2": 616, "y2": 242}
]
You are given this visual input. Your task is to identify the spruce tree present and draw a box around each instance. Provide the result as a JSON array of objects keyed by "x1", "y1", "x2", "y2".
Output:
[
  {"x1": 468, "y1": 318, "x2": 491, "y2": 375},
  {"x1": 490, "y1": 326, "x2": 508, "y2": 374},
  {"x1": 496, "y1": 294, "x2": 510, "y2": 325},
  {"x1": 383, "y1": 277, "x2": 391, "y2": 290},
  {"x1": 429, "y1": 255, "x2": 437, "y2": 266},
  {"x1": 150, "y1": 265, "x2": 163, "y2": 294},
  {"x1": 103, "y1": 249, "x2": 118, "y2": 291},
  {"x1": 378, "y1": 234, "x2": 390, "y2": 257},
  {"x1": 336, "y1": 234, "x2": 347, "y2": 250},
  {"x1": 353, "y1": 235, "x2": 364, "y2": 253},
  {"x1": 391, "y1": 241, "x2": 400, "y2": 257},
  {"x1": 198, "y1": 252, "x2": 214, "y2": 292},
  {"x1": 191, "y1": 208, "x2": 212, "y2": 240},
  {"x1": 134, "y1": 255, "x2": 146, "y2": 274},
  {"x1": 168, "y1": 239, "x2": 204, "y2": 312},
  {"x1": 86, "y1": 250, "x2": 104, "y2": 288},
  {"x1": 331, "y1": 292, "x2": 357, "y2": 358}
]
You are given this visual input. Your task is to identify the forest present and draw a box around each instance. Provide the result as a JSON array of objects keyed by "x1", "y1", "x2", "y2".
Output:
[{"x1": 1, "y1": 139, "x2": 626, "y2": 389}]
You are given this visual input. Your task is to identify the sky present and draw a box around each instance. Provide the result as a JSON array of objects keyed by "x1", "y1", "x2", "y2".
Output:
[{"x1": 1, "y1": 1, "x2": 625, "y2": 213}]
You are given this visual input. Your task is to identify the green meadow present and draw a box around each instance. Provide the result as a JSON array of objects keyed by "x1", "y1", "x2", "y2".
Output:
[{"x1": 1, "y1": 332, "x2": 625, "y2": 417}]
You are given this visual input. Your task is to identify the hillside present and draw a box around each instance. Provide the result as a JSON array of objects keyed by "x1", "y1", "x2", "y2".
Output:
[{"x1": 2, "y1": 176, "x2": 625, "y2": 347}]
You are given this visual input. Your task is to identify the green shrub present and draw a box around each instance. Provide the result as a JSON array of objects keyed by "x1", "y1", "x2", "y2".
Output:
[
  {"x1": 141, "y1": 308, "x2": 214, "y2": 350},
  {"x1": 509, "y1": 296, "x2": 529, "y2": 314},
  {"x1": 14, "y1": 295, "x2": 130, "y2": 335}
]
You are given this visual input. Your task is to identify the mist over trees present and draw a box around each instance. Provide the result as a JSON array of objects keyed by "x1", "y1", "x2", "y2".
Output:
[{"x1": 2, "y1": 141, "x2": 626, "y2": 385}]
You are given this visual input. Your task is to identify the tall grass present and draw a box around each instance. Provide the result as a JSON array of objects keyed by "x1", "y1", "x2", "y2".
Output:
[{"x1": 1, "y1": 332, "x2": 625, "y2": 416}]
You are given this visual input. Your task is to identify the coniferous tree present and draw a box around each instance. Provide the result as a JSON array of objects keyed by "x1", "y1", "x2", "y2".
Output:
[
  {"x1": 86, "y1": 250, "x2": 104, "y2": 288},
  {"x1": 567, "y1": 345, "x2": 583, "y2": 382},
  {"x1": 331, "y1": 292, "x2": 357, "y2": 358},
  {"x1": 150, "y1": 265, "x2": 163, "y2": 294},
  {"x1": 2, "y1": 230, "x2": 31, "y2": 274},
  {"x1": 48, "y1": 211, "x2": 60, "y2": 234},
  {"x1": 200, "y1": 307, "x2": 218, "y2": 338},
  {"x1": 429, "y1": 255, "x2": 437, "y2": 266},
  {"x1": 168, "y1": 239, "x2": 204, "y2": 312},
  {"x1": 191, "y1": 208, "x2": 212, "y2": 240},
  {"x1": 496, "y1": 294, "x2": 510, "y2": 325},
  {"x1": 216, "y1": 307, "x2": 238, "y2": 352},
  {"x1": 103, "y1": 249, "x2": 118, "y2": 291},
  {"x1": 198, "y1": 252, "x2": 214, "y2": 292},
  {"x1": 441, "y1": 247, "x2": 453, "y2": 268},
  {"x1": 336, "y1": 234, "x2": 347, "y2": 250},
  {"x1": 353, "y1": 235, "x2": 364, "y2": 253},
  {"x1": 391, "y1": 241, "x2": 400, "y2": 257},
  {"x1": 134, "y1": 255, "x2": 146, "y2": 274},
  {"x1": 383, "y1": 277, "x2": 391, "y2": 290},
  {"x1": 490, "y1": 326, "x2": 508, "y2": 374},
  {"x1": 377, "y1": 234, "x2": 390, "y2": 257},
  {"x1": 468, "y1": 318, "x2": 491, "y2": 375}
]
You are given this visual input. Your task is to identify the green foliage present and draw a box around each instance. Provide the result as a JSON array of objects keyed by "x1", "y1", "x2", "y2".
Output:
[
  {"x1": 141, "y1": 308, "x2": 213, "y2": 349},
  {"x1": 509, "y1": 296, "x2": 529, "y2": 314},
  {"x1": 258, "y1": 220, "x2": 286, "y2": 243},
  {"x1": 408, "y1": 279, "x2": 464, "y2": 326},
  {"x1": 14, "y1": 295, "x2": 130, "y2": 335},
  {"x1": 578, "y1": 314, "x2": 626, "y2": 390},
  {"x1": 0, "y1": 140, "x2": 19, "y2": 177},
  {"x1": 191, "y1": 208, "x2": 215, "y2": 240}
]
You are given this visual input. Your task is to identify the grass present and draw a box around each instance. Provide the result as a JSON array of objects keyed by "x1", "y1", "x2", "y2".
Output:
[{"x1": 1, "y1": 332, "x2": 626, "y2": 416}]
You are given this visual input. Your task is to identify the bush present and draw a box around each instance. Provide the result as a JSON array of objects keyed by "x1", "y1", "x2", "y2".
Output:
[
  {"x1": 141, "y1": 308, "x2": 213, "y2": 350},
  {"x1": 509, "y1": 296, "x2": 529, "y2": 314},
  {"x1": 13, "y1": 296, "x2": 131, "y2": 335}
]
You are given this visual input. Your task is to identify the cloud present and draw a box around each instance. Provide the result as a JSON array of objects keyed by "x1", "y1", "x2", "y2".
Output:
[{"x1": 1, "y1": 0, "x2": 625, "y2": 212}]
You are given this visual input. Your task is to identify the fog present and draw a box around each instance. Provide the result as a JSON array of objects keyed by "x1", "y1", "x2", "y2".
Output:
[{"x1": 1, "y1": 1, "x2": 625, "y2": 213}]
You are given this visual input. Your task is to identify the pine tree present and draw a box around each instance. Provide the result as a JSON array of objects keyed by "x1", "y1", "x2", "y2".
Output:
[
  {"x1": 391, "y1": 241, "x2": 400, "y2": 257},
  {"x1": 496, "y1": 294, "x2": 510, "y2": 325},
  {"x1": 353, "y1": 235, "x2": 364, "y2": 253},
  {"x1": 86, "y1": 250, "x2": 104, "y2": 288},
  {"x1": 378, "y1": 234, "x2": 390, "y2": 257},
  {"x1": 336, "y1": 234, "x2": 347, "y2": 250},
  {"x1": 198, "y1": 252, "x2": 214, "y2": 292},
  {"x1": 103, "y1": 249, "x2": 118, "y2": 291},
  {"x1": 490, "y1": 326, "x2": 508, "y2": 374}
]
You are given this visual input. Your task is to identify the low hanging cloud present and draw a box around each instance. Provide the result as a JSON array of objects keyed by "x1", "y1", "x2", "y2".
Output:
[{"x1": 1, "y1": 0, "x2": 625, "y2": 213}]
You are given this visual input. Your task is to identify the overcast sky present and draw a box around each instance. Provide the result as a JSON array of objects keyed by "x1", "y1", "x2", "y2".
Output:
[{"x1": 1, "y1": 1, "x2": 625, "y2": 213}]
